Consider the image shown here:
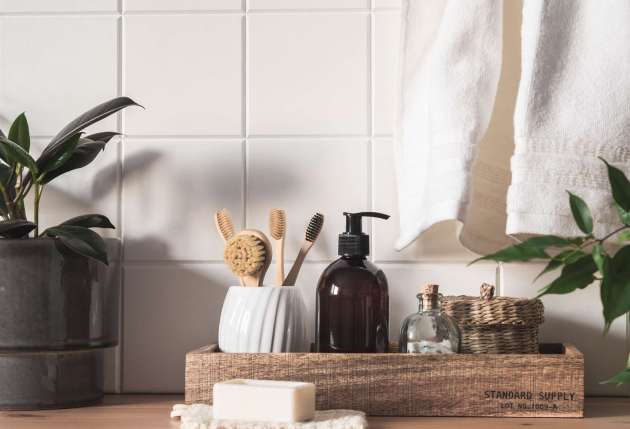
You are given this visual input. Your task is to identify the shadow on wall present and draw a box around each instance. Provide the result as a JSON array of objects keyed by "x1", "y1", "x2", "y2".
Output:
[
  {"x1": 120, "y1": 240, "x2": 230, "y2": 393},
  {"x1": 541, "y1": 314, "x2": 629, "y2": 397}
]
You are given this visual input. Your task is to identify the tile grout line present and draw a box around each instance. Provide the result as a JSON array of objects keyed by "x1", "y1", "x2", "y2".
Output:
[
  {"x1": 367, "y1": 0, "x2": 375, "y2": 262},
  {"x1": 116, "y1": 0, "x2": 125, "y2": 394},
  {"x1": 30, "y1": 134, "x2": 393, "y2": 140},
  {"x1": 242, "y1": 0, "x2": 249, "y2": 229}
]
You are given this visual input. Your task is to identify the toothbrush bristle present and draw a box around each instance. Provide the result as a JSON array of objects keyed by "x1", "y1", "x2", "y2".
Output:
[
  {"x1": 216, "y1": 208, "x2": 235, "y2": 240},
  {"x1": 305, "y1": 212, "x2": 324, "y2": 242},
  {"x1": 270, "y1": 209, "x2": 286, "y2": 240}
]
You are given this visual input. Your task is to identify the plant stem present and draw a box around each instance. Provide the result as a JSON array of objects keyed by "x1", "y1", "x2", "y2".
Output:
[
  {"x1": 33, "y1": 184, "x2": 42, "y2": 237},
  {"x1": 0, "y1": 182, "x2": 15, "y2": 219},
  {"x1": 599, "y1": 225, "x2": 629, "y2": 243}
]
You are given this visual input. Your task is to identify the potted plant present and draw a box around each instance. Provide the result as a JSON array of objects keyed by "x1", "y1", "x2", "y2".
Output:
[
  {"x1": 471, "y1": 158, "x2": 630, "y2": 385},
  {"x1": 0, "y1": 97, "x2": 140, "y2": 410}
]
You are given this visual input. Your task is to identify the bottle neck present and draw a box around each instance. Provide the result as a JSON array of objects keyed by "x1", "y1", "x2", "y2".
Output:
[{"x1": 417, "y1": 293, "x2": 441, "y2": 312}]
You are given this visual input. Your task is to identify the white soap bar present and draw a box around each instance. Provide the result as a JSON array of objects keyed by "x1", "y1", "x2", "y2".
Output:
[{"x1": 213, "y1": 379, "x2": 316, "y2": 423}]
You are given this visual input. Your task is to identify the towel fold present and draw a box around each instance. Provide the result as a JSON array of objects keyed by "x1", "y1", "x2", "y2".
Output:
[
  {"x1": 508, "y1": 0, "x2": 630, "y2": 238},
  {"x1": 397, "y1": 0, "x2": 630, "y2": 252}
]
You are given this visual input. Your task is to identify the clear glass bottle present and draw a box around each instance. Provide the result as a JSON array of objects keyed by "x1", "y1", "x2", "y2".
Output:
[{"x1": 399, "y1": 284, "x2": 460, "y2": 354}]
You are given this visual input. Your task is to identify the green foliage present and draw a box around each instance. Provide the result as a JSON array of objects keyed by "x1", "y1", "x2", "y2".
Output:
[
  {"x1": 471, "y1": 157, "x2": 630, "y2": 385},
  {"x1": 536, "y1": 255, "x2": 597, "y2": 297},
  {"x1": 469, "y1": 235, "x2": 572, "y2": 264},
  {"x1": 603, "y1": 354, "x2": 630, "y2": 386},
  {"x1": 0, "y1": 219, "x2": 36, "y2": 238},
  {"x1": 44, "y1": 225, "x2": 109, "y2": 265},
  {"x1": 568, "y1": 192, "x2": 593, "y2": 234},
  {"x1": 0, "y1": 97, "x2": 140, "y2": 264}
]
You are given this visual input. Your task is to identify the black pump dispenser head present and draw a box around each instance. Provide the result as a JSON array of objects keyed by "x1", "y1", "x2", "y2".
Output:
[{"x1": 339, "y1": 211, "x2": 390, "y2": 257}]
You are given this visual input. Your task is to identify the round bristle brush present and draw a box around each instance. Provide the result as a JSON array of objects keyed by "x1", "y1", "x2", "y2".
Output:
[
  {"x1": 269, "y1": 209, "x2": 286, "y2": 286},
  {"x1": 283, "y1": 213, "x2": 324, "y2": 286},
  {"x1": 224, "y1": 229, "x2": 272, "y2": 287}
]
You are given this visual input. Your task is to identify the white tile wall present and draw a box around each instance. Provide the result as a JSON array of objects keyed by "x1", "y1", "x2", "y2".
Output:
[{"x1": 0, "y1": 0, "x2": 626, "y2": 397}]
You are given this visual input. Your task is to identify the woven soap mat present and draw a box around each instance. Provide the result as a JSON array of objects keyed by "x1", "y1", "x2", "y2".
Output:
[{"x1": 171, "y1": 404, "x2": 367, "y2": 429}]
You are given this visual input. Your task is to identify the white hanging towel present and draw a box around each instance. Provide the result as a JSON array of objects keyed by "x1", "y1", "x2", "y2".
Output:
[
  {"x1": 397, "y1": 0, "x2": 630, "y2": 252},
  {"x1": 396, "y1": 0, "x2": 505, "y2": 252},
  {"x1": 508, "y1": 0, "x2": 630, "y2": 238}
]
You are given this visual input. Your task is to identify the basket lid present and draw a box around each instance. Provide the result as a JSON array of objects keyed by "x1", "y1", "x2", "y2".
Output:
[{"x1": 442, "y1": 283, "x2": 544, "y2": 327}]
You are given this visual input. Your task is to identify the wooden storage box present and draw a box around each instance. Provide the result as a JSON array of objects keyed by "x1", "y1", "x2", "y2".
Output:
[{"x1": 185, "y1": 343, "x2": 583, "y2": 418}]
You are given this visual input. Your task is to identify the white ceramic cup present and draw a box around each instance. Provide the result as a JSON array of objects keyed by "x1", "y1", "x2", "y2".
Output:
[{"x1": 218, "y1": 286, "x2": 309, "y2": 353}]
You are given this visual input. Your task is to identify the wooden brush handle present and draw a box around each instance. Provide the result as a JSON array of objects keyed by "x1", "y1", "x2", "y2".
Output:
[
  {"x1": 283, "y1": 241, "x2": 312, "y2": 286},
  {"x1": 274, "y1": 238, "x2": 285, "y2": 286}
]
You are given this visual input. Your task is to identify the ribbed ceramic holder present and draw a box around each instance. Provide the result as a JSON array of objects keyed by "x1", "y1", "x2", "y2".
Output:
[{"x1": 218, "y1": 286, "x2": 308, "y2": 353}]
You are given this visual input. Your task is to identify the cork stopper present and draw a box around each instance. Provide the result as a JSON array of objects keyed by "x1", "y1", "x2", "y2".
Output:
[{"x1": 421, "y1": 284, "x2": 440, "y2": 310}]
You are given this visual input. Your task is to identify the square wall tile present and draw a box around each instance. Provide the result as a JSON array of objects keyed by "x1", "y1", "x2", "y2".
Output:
[
  {"x1": 373, "y1": 12, "x2": 400, "y2": 136},
  {"x1": 247, "y1": 139, "x2": 367, "y2": 265},
  {"x1": 502, "y1": 263, "x2": 630, "y2": 396},
  {"x1": 27, "y1": 138, "x2": 120, "y2": 238},
  {"x1": 124, "y1": 15, "x2": 242, "y2": 136},
  {"x1": 123, "y1": 139, "x2": 242, "y2": 261},
  {"x1": 372, "y1": 139, "x2": 476, "y2": 261},
  {"x1": 123, "y1": 264, "x2": 232, "y2": 392},
  {"x1": 0, "y1": 16, "x2": 118, "y2": 135},
  {"x1": 249, "y1": 13, "x2": 368, "y2": 135},
  {"x1": 249, "y1": 0, "x2": 368, "y2": 9},
  {"x1": 373, "y1": 0, "x2": 401, "y2": 9},
  {"x1": 103, "y1": 347, "x2": 120, "y2": 393},
  {"x1": 0, "y1": 0, "x2": 117, "y2": 12},
  {"x1": 125, "y1": 0, "x2": 241, "y2": 11}
]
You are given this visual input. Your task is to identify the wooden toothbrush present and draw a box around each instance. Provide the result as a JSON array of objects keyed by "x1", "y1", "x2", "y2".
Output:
[
  {"x1": 214, "y1": 208, "x2": 245, "y2": 286},
  {"x1": 269, "y1": 209, "x2": 286, "y2": 286},
  {"x1": 283, "y1": 213, "x2": 324, "y2": 286},
  {"x1": 224, "y1": 229, "x2": 272, "y2": 287},
  {"x1": 214, "y1": 208, "x2": 235, "y2": 243}
]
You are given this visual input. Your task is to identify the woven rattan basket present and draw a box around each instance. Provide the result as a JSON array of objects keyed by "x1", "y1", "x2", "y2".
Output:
[{"x1": 442, "y1": 283, "x2": 544, "y2": 354}]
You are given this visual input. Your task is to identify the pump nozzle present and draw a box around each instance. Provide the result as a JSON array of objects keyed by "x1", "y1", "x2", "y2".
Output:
[{"x1": 339, "y1": 211, "x2": 390, "y2": 257}]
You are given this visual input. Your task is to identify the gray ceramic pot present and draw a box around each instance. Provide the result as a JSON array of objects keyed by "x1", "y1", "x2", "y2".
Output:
[
  {"x1": 0, "y1": 238, "x2": 119, "y2": 350},
  {"x1": 0, "y1": 348, "x2": 104, "y2": 410},
  {"x1": 0, "y1": 238, "x2": 120, "y2": 410}
]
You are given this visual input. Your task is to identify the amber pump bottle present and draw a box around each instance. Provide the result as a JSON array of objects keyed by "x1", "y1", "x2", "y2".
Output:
[{"x1": 316, "y1": 212, "x2": 390, "y2": 353}]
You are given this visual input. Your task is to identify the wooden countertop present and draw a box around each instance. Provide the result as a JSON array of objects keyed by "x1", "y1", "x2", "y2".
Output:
[{"x1": 0, "y1": 395, "x2": 628, "y2": 428}]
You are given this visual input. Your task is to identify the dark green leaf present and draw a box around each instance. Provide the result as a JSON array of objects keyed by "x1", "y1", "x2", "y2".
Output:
[
  {"x1": 532, "y1": 249, "x2": 586, "y2": 282},
  {"x1": 61, "y1": 214, "x2": 115, "y2": 229},
  {"x1": 533, "y1": 259, "x2": 564, "y2": 282},
  {"x1": 0, "y1": 219, "x2": 36, "y2": 238},
  {"x1": 616, "y1": 203, "x2": 630, "y2": 226},
  {"x1": 537, "y1": 255, "x2": 597, "y2": 297},
  {"x1": 39, "y1": 139, "x2": 106, "y2": 184},
  {"x1": 0, "y1": 137, "x2": 38, "y2": 175},
  {"x1": 521, "y1": 235, "x2": 574, "y2": 248},
  {"x1": 592, "y1": 243, "x2": 606, "y2": 274},
  {"x1": 568, "y1": 192, "x2": 593, "y2": 234},
  {"x1": 37, "y1": 133, "x2": 81, "y2": 178},
  {"x1": 8, "y1": 113, "x2": 30, "y2": 153},
  {"x1": 601, "y1": 158, "x2": 630, "y2": 212},
  {"x1": 600, "y1": 245, "x2": 630, "y2": 327},
  {"x1": 619, "y1": 230, "x2": 630, "y2": 243},
  {"x1": 84, "y1": 132, "x2": 120, "y2": 143},
  {"x1": 602, "y1": 368, "x2": 630, "y2": 386},
  {"x1": 40, "y1": 97, "x2": 140, "y2": 167},
  {"x1": 44, "y1": 225, "x2": 108, "y2": 265},
  {"x1": 469, "y1": 235, "x2": 572, "y2": 264}
]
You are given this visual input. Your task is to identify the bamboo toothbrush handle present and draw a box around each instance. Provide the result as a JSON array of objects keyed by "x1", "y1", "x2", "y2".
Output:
[
  {"x1": 275, "y1": 238, "x2": 285, "y2": 286},
  {"x1": 283, "y1": 242, "x2": 312, "y2": 286}
]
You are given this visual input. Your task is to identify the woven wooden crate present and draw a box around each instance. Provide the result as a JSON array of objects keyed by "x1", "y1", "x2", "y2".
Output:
[{"x1": 185, "y1": 343, "x2": 583, "y2": 417}]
